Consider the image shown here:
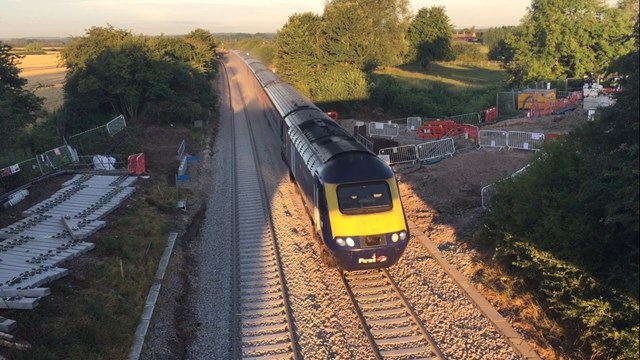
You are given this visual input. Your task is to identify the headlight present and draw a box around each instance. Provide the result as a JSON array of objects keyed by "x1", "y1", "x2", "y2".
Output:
[
  {"x1": 391, "y1": 233, "x2": 399, "y2": 242},
  {"x1": 399, "y1": 231, "x2": 407, "y2": 240},
  {"x1": 336, "y1": 238, "x2": 346, "y2": 246},
  {"x1": 346, "y1": 238, "x2": 355, "y2": 247}
]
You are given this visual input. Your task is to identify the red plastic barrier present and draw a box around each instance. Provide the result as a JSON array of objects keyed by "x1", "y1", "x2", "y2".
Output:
[
  {"x1": 127, "y1": 153, "x2": 146, "y2": 176},
  {"x1": 482, "y1": 107, "x2": 498, "y2": 123},
  {"x1": 417, "y1": 120, "x2": 457, "y2": 140},
  {"x1": 417, "y1": 120, "x2": 478, "y2": 141},
  {"x1": 326, "y1": 111, "x2": 339, "y2": 122}
]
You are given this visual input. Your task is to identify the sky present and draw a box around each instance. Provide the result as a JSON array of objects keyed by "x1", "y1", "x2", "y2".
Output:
[{"x1": 0, "y1": 0, "x2": 620, "y2": 39}]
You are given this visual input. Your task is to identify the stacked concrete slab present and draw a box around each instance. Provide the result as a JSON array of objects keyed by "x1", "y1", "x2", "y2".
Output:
[{"x1": 0, "y1": 174, "x2": 137, "y2": 318}]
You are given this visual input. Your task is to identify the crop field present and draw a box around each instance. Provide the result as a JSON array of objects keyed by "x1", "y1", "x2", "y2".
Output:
[{"x1": 16, "y1": 52, "x2": 66, "y2": 112}]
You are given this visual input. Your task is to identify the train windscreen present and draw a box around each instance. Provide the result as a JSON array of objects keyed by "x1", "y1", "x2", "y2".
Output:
[{"x1": 337, "y1": 182, "x2": 393, "y2": 215}]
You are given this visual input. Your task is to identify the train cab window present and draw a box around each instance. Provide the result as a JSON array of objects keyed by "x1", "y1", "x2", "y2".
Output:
[{"x1": 337, "y1": 182, "x2": 392, "y2": 215}]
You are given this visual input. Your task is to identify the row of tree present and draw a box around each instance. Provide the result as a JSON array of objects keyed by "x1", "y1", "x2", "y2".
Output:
[
  {"x1": 0, "y1": 27, "x2": 219, "y2": 155},
  {"x1": 271, "y1": 0, "x2": 637, "y2": 101}
]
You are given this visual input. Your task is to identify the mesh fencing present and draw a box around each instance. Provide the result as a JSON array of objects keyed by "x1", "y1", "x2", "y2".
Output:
[
  {"x1": 406, "y1": 117, "x2": 422, "y2": 130},
  {"x1": 368, "y1": 122, "x2": 399, "y2": 139},
  {"x1": 508, "y1": 131, "x2": 545, "y2": 151},
  {"x1": 106, "y1": 115, "x2": 127, "y2": 136},
  {"x1": 416, "y1": 138, "x2": 455, "y2": 160},
  {"x1": 479, "y1": 130, "x2": 508, "y2": 149},
  {"x1": 378, "y1": 144, "x2": 419, "y2": 165},
  {"x1": 69, "y1": 115, "x2": 128, "y2": 155},
  {"x1": 496, "y1": 91, "x2": 519, "y2": 118}
]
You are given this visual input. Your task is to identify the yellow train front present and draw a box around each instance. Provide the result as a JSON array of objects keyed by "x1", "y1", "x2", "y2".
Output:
[
  {"x1": 316, "y1": 152, "x2": 410, "y2": 271},
  {"x1": 235, "y1": 50, "x2": 409, "y2": 271}
]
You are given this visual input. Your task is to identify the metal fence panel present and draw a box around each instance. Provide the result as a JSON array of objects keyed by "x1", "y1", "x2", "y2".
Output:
[
  {"x1": 406, "y1": 117, "x2": 422, "y2": 130},
  {"x1": 496, "y1": 91, "x2": 519, "y2": 118},
  {"x1": 448, "y1": 112, "x2": 481, "y2": 124},
  {"x1": 378, "y1": 144, "x2": 419, "y2": 165},
  {"x1": 508, "y1": 131, "x2": 545, "y2": 151},
  {"x1": 356, "y1": 134, "x2": 373, "y2": 152},
  {"x1": 368, "y1": 122, "x2": 399, "y2": 139},
  {"x1": 106, "y1": 115, "x2": 127, "y2": 136},
  {"x1": 42, "y1": 146, "x2": 76, "y2": 170},
  {"x1": 0, "y1": 158, "x2": 43, "y2": 192},
  {"x1": 481, "y1": 183, "x2": 496, "y2": 209},
  {"x1": 479, "y1": 130, "x2": 508, "y2": 148},
  {"x1": 416, "y1": 138, "x2": 455, "y2": 161}
]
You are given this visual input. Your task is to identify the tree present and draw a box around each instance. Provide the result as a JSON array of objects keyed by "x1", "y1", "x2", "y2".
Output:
[
  {"x1": 504, "y1": 0, "x2": 637, "y2": 85},
  {"x1": 274, "y1": 12, "x2": 323, "y2": 95},
  {"x1": 405, "y1": 6, "x2": 453, "y2": 68},
  {"x1": 484, "y1": 26, "x2": 518, "y2": 61},
  {"x1": 0, "y1": 42, "x2": 43, "y2": 152},
  {"x1": 61, "y1": 26, "x2": 215, "y2": 130},
  {"x1": 320, "y1": 0, "x2": 410, "y2": 71},
  {"x1": 61, "y1": 25, "x2": 133, "y2": 72},
  {"x1": 184, "y1": 28, "x2": 219, "y2": 78}
]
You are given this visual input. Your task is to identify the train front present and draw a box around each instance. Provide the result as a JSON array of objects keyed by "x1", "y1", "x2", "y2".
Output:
[{"x1": 319, "y1": 154, "x2": 410, "y2": 271}]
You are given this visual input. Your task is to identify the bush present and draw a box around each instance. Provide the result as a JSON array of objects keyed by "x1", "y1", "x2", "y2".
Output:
[{"x1": 451, "y1": 42, "x2": 486, "y2": 62}]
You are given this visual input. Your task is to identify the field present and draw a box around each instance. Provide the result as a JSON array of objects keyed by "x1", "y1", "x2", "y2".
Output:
[
  {"x1": 375, "y1": 61, "x2": 507, "y2": 90},
  {"x1": 16, "y1": 52, "x2": 66, "y2": 112}
]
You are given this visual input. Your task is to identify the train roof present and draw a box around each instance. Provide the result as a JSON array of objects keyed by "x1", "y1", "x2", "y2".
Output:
[
  {"x1": 289, "y1": 108, "x2": 371, "y2": 164},
  {"x1": 265, "y1": 82, "x2": 319, "y2": 118},
  {"x1": 322, "y1": 151, "x2": 395, "y2": 183}
]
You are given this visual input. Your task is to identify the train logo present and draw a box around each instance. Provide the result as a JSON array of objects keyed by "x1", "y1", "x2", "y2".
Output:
[{"x1": 358, "y1": 254, "x2": 388, "y2": 264}]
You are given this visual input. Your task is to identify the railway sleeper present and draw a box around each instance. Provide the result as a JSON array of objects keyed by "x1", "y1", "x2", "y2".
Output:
[
  {"x1": 242, "y1": 277, "x2": 280, "y2": 288},
  {"x1": 370, "y1": 324, "x2": 417, "y2": 337},
  {"x1": 358, "y1": 299, "x2": 402, "y2": 311},
  {"x1": 240, "y1": 322, "x2": 288, "y2": 336},
  {"x1": 241, "y1": 298, "x2": 283, "y2": 311},
  {"x1": 240, "y1": 270, "x2": 279, "y2": 282},
  {"x1": 363, "y1": 307, "x2": 407, "y2": 319},
  {"x1": 241, "y1": 306, "x2": 285, "y2": 318},
  {"x1": 242, "y1": 342, "x2": 292, "y2": 359},
  {"x1": 379, "y1": 345, "x2": 437, "y2": 360},
  {"x1": 242, "y1": 331, "x2": 291, "y2": 345},
  {"x1": 241, "y1": 313, "x2": 287, "y2": 328},
  {"x1": 241, "y1": 285, "x2": 282, "y2": 297},
  {"x1": 376, "y1": 334, "x2": 426, "y2": 346}
]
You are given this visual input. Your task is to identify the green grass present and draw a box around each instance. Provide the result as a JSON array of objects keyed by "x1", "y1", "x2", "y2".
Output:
[{"x1": 375, "y1": 61, "x2": 506, "y2": 91}]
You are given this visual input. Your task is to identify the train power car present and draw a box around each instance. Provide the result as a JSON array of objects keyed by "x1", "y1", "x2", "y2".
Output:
[{"x1": 235, "y1": 51, "x2": 410, "y2": 271}]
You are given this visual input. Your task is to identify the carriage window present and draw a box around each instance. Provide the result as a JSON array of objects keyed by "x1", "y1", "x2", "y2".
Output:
[{"x1": 337, "y1": 182, "x2": 392, "y2": 214}]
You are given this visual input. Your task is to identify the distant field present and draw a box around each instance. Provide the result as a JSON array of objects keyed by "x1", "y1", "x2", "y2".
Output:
[
  {"x1": 375, "y1": 61, "x2": 506, "y2": 91},
  {"x1": 17, "y1": 52, "x2": 66, "y2": 112}
]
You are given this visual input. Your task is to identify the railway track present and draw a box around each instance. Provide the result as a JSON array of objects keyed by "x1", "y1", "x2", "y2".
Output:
[
  {"x1": 341, "y1": 269, "x2": 447, "y2": 360},
  {"x1": 223, "y1": 60, "x2": 299, "y2": 360}
]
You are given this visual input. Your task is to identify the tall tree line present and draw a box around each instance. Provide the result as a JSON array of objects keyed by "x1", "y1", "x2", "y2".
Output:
[{"x1": 0, "y1": 26, "x2": 220, "y2": 157}]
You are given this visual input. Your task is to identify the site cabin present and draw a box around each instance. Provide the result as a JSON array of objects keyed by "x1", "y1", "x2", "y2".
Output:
[{"x1": 517, "y1": 89, "x2": 556, "y2": 110}]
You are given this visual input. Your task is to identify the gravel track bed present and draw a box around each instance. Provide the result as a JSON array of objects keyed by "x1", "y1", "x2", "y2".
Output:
[{"x1": 140, "y1": 54, "x2": 531, "y2": 359}]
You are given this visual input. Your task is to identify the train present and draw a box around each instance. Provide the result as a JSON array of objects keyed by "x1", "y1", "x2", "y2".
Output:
[{"x1": 234, "y1": 51, "x2": 410, "y2": 271}]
